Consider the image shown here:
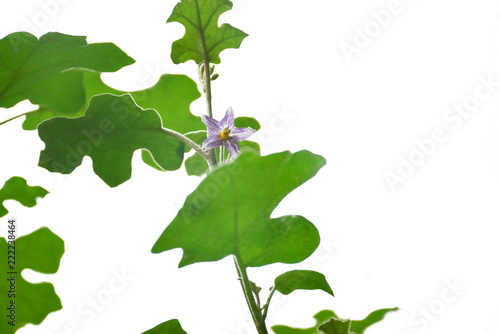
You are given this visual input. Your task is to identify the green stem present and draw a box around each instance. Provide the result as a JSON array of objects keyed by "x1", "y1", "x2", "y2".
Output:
[
  {"x1": 233, "y1": 256, "x2": 268, "y2": 334},
  {"x1": 262, "y1": 287, "x2": 276, "y2": 320},
  {"x1": 194, "y1": 0, "x2": 217, "y2": 166},
  {"x1": 0, "y1": 111, "x2": 34, "y2": 127}
]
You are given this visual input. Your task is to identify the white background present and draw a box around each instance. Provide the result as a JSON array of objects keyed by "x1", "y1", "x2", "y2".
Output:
[{"x1": 1, "y1": 0, "x2": 500, "y2": 333}]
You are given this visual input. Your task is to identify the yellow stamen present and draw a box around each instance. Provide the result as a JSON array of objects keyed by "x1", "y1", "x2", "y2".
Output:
[{"x1": 220, "y1": 128, "x2": 230, "y2": 140}]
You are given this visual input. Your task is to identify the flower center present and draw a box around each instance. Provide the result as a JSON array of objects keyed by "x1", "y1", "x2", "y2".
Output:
[{"x1": 220, "y1": 128, "x2": 230, "y2": 140}]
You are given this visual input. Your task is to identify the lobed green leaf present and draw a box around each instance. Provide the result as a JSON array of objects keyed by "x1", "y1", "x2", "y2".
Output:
[
  {"x1": 37, "y1": 94, "x2": 184, "y2": 187},
  {"x1": 0, "y1": 32, "x2": 134, "y2": 115},
  {"x1": 152, "y1": 150, "x2": 326, "y2": 268},
  {"x1": 0, "y1": 228, "x2": 64, "y2": 333},
  {"x1": 0, "y1": 177, "x2": 48, "y2": 218},
  {"x1": 167, "y1": 0, "x2": 248, "y2": 64},
  {"x1": 271, "y1": 308, "x2": 398, "y2": 334},
  {"x1": 23, "y1": 70, "x2": 203, "y2": 132}
]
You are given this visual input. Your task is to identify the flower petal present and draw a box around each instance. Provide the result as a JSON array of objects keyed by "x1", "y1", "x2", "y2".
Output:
[
  {"x1": 202, "y1": 134, "x2": 223, "y2": 149},
  {"x1": 223, "y1": 138, "x2": 240, "y2": 156},
  {"x1": 201, "y1": 114, "x2": 222, "y2": 134},
  {"x1": 230, "y1": 127, "x2": 256, "y2": 141},
  {"x1": 220, "y1": 107, "x2": 235, "y2": 130}
]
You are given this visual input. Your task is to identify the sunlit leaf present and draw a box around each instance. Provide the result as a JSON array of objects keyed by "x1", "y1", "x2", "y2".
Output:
[
  {"x1": 0, "y1": 227, "x2": 64, "y2": 333},
  {"x1": 38, "y1": 93, "x2": 184, "y2": 187},
  {"x1": 152, "y1": 150, "x2": 326, "y2": 267},
  {"x1": 23, "y1": 70, "x2": 202, "y2": 132},
  {"x1": 0, "y1": 177, "x2": 48, "y2": 218},
  {"x1": 0, "y1": 32, "x2": 134, "y2": 115},
  {"x1": 274, "y1": 270, "x2": 333, "y2": 296},
  {"x1": 168, "y1": 0, "x2": 248, "y2": 64},
  {"x1": 142, "y1": 319, "x2": 187, "y2": 334}
]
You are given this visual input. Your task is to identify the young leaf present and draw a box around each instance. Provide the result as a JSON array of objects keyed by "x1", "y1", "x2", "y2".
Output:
[
  {"x1": 235, "y1": 117, "x2": 261, "y2": 131},
  {"x1": 0, "y1": 32, "x2": 134, "y2": 115},
  {"x1": 250, "y1": 280, "x2": 262, "y2": 295},
  {"x1": 168, "y1": 0, "x2": 248, "y2": 64},
  {"x1": 38, "y1": 94, "x2": 184, "y2": 187},
  {"x1": 274, "y1": 270, "x2": 334, "y2": 296},
  {"x1": 152, "y1": 150, "x2": 326, "y2": 267},
  {"x1": 0, "y1": 227, "x2": 64, "y2": 333},
  {"x1": 142, "y1": 319, "x2": 187, "y2": 334},
  {"x1": 0, "y1": 177, "x2": 48, "y2": 218},
  {"x1": 318, "y1": 318, "x2": 354, "y2": 334}
]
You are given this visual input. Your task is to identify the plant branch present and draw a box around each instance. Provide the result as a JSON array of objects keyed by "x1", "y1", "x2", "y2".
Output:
[
  {"x1": 162, "y1": 127, "x2": 215, "y2": 170},
  {"x1": 233, "y1": 256, "x2": 268, "y2": 334}
]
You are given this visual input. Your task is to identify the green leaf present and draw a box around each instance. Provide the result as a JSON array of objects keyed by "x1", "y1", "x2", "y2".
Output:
[
  {"x1": 142, "y1": 319, "x2": 187, "y2": 334},
  {"x1": 23, "y1": 70, "x2": 203, "y2": 132},
  {"x1": 0, "y1": 177, "x2": 48, "y2": 218},
  {"x1": 350, "y1": 308, "x2": 399, "y2": 334},
  {"x1": 274, "y1": 270, "x2": 334, "y2": 296},
  {"x1": 152, "y1": 150, "x2": 326, "y2": 267},
  {"x1": 37, "y1": 94, "x2": 184, "y2": 187},
  {"x1": 0, "y1": 227, "x2": 64, "y2": 333},
  {"x1": 318, "y1": 318, "x2": 353, "y2": 334},
  {"x1": 272, "y1": 310, "x2": 338, "y2": 334},
  {"x1": 168, "y1": 0, "x2": 248, "y2": 64},
  {"x1": 0, "y1": 32, "x2": 134, "y2": 115},
  {"x1": 235, "y1": 117, "x2": 261, "y2": 131},
  {"x1": 271, "y1": 308, "x2": 398, "y2": 334}
]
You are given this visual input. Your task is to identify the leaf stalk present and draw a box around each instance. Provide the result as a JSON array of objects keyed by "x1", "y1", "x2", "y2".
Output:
[{"x1": 162, "y1": 128, "x2": 215, "y2": 170}]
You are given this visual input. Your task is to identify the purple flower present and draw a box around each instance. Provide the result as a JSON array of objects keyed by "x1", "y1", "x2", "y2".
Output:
[{"x1": 201, "y1": 107, "x2": 256, "y2": 156}]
